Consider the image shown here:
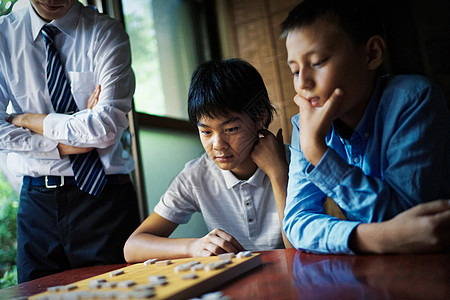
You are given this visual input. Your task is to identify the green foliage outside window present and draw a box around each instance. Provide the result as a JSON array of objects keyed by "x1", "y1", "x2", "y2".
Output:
[
  {"x1": 0, "y1": 0, "x2": 19, "y2": 16},
  {"x1": 1, "y1": 0, "x2": 20, "y2": 290},
  {"x1": 0, "y1": 173, "x2": 19, "y2": 288},
  {"x1": 123, "y1": 1, "x2": 166, "y2": 116}
]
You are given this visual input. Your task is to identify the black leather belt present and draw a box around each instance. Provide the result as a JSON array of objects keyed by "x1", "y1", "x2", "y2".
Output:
[{"x1": 23, "y1": 174, "x2": 131, "y2": 188}]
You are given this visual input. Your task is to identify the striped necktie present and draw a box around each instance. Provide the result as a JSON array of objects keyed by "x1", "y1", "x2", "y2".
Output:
[{"x1": 42, "y1": 25, "x2": 107, "y2": 196}]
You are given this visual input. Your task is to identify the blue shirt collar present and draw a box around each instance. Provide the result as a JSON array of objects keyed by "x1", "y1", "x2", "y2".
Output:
[{"x1": 353, "y1": 75, "x2": 389, "y2": 140}]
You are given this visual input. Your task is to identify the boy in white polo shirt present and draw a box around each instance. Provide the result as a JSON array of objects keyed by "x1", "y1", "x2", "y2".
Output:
[{"x1": 124, "y1": 59, "x2": 291, "y2": 262}]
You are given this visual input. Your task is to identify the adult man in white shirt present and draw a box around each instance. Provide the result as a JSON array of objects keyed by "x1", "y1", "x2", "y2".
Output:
[{"x1": 0, "y1": 0, "x2": 140, "y2": 282}]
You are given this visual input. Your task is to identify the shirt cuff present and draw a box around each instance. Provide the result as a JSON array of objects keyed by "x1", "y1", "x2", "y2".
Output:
[
  {"x1": 43, "y1": 113, "x2": 72, "y2": 141},
  {"x1": 307, "y1": 148, "x2": 350, "y2": 195},
  {"x1": 29, "y1": 133, "x2": 60, "y2": 159},
  {"x1": 327, "y1": 220, "x2": 361, "y2": 254}
]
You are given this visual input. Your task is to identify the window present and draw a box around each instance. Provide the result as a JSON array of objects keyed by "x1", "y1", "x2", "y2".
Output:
[
  {"x1": 121, "y1": 0, "x2": 217, "y2": 120},
  {"x1": 122, "y1": 0, "x2": 165, "y2": 117}
]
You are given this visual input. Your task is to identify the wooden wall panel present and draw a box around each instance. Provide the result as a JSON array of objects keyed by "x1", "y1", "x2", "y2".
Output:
[
  {"x1": 268, "y1": 0, "x2": 301, "y2": 14},
  {"x1": 231, "y1": 0, "x2": 266, "y2": 25},
  {"x1": 220, "y1": 0, "x2": 299, "y2": 143},
  {"x1": 269, "y1": 9, "x2": 298, "y2": 139}
]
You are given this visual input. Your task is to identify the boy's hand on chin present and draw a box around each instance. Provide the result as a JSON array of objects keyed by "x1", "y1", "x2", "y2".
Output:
[
  {"x1": 296, "y1": 88, "x2": 343, "y2": 165},
  {"x1": 251, "y1": 128, "x2": 288, "y2": 180}
]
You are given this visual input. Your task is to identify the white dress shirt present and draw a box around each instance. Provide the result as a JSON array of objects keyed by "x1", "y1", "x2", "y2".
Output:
[
  {"x1": 0, "y1": 2, "x2": 135, "y2": 177},
  {"x1": 154, "y1": 153, "x2": 284, "y2": 251}
]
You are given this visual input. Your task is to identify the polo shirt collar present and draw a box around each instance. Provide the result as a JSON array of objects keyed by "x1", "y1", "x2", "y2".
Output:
[{"x1": 221, "y1": 167, "x2": 266, "y2": 189}]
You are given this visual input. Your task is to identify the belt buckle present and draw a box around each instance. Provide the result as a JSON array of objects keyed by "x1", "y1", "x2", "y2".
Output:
[{"x1": 45, "y1": 176, "x2": 64, "y2": 188}]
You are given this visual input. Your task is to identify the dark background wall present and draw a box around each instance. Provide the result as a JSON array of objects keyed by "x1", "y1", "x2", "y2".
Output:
[{"x1": 381, "y1": 0, "x2": 450, "y2": 104}]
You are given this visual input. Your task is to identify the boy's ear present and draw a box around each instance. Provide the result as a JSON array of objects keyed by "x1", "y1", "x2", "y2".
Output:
[
  {"x1": 365, "y1": 35, "x2": 385, "y2": 70},
  {"x1": 256, "y1": 111, "x2": 269, "y2": 130}
]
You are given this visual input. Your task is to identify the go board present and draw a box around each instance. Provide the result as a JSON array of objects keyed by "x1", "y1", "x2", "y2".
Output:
[{"x1": 30, "y1": 251, "x2": 262, "y2": 299}]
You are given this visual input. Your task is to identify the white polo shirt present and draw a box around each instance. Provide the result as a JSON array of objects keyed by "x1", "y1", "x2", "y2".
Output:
[{"x1": 154, "y1": 153, "x2": 284, "y2": 251}]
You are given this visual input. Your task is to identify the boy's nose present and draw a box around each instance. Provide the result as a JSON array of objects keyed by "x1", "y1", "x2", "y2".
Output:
[
  {"x1": 296, "y1": 68, "x2": 314, "y2": 92},
  {"x1": 213, "y1": 134, "x2": 228, "y2": 150}
]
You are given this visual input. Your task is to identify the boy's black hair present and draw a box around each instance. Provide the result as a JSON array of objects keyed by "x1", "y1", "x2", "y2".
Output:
[
  {"x1": 188, "y1": 58, "x2": 276, "y2": 128},
  {"x1": 281, "y1": 0, "x2": 384, "y2": 45}
]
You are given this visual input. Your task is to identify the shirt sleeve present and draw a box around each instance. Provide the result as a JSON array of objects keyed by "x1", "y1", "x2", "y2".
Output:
[
  {"x1": 43, "y1": 20, "x2": 135, "y2": 148},
  {"x1": 154, "y1": 163, "x2": 200, "y2": 225},
  {"x1": 0, "y1": 63, "x2": 59, "y2": 159},
  {"x1": 284, "y1": 114, "x2": 360, "y2": 254}
]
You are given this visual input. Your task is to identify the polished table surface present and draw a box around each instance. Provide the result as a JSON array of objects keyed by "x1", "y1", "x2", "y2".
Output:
[{"x1": 1, "y1": 249, "x2": 449, "y2": 299}]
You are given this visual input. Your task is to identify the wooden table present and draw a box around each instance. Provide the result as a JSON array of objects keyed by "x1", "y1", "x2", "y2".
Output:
[{"x1": 1, "y1": 249, "x2": 449, "y2": 299}]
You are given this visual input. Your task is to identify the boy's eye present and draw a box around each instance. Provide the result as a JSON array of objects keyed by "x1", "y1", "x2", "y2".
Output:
[
  {"x1": 225, "y1": 127, "x2": 238, "y2": 133},
  {"x1": 312, "y1": 58, "x2": 327, "y2": 67},
  {"x1": 292, "y1": 71, "x2": 299, "y2": 77},
  {"x1": 200, "y1": 130, "x2": 211, "y2": 136}
]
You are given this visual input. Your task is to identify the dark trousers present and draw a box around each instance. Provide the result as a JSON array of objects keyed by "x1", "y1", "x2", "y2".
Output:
[{"x1": 16, "y1": 178, "x2": 140, "y2": 283}]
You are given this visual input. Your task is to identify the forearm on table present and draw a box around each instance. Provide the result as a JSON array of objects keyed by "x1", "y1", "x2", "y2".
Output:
[
  {"x1": 123, "y1": 234, "x2": 197, "y2": 263},
  {"x1": 348, "y1": 223, "x2": 389, "y2": 254},
  {"x1": 349, "y1": 221, "x2": 429, "y2": 254},
  {"x1": 349, "y1": 199, "x2": 450, "y2": 254}
]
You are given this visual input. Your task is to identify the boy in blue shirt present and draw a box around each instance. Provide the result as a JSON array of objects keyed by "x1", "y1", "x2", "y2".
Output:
[
  {"x1": 124, "y1": 59, "x2": 291, "y2": 262},
  {"x1": 282, "y1": 0, "x2": 450, "y2": 254}
]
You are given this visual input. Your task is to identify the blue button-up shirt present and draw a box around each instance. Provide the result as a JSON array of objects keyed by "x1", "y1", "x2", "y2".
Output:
[{"x1": 284, "y1": 75, "x2": 450, "y2": 254}]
